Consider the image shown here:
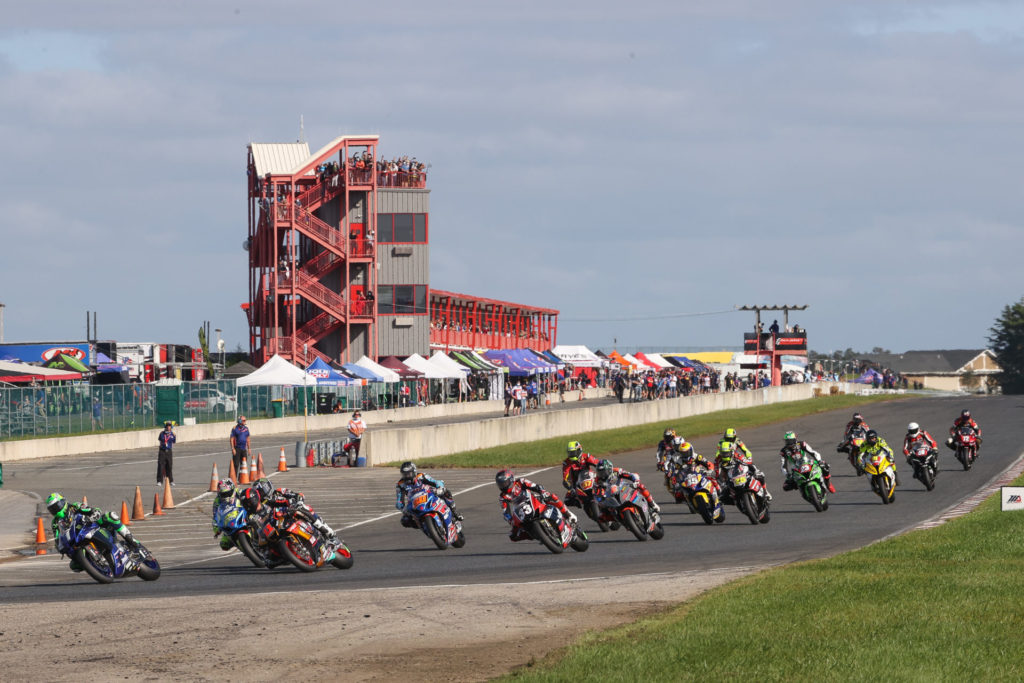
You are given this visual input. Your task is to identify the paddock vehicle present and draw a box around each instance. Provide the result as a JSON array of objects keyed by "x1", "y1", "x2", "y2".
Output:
[{"x1": 55, "y1": 512, "x2": 160, "y2": 584}]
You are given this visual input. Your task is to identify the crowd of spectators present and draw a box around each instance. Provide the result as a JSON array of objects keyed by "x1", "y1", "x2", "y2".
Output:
[
  {"x1": 376, "y1": 155, "x2": 427, "y2": 188},
  {"x1": 429, "y1": 319, "x2": 550, "y2": 343}
]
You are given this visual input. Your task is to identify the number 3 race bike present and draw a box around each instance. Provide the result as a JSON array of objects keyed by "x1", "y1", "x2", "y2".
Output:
[{"x1": 508, "y1": 488, "x2": 589, "y2": 554}]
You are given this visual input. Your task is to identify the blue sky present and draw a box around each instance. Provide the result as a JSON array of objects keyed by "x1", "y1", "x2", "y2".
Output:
[{"x1": 1, "y1": 1, "x2": 1021, "y2": 355}]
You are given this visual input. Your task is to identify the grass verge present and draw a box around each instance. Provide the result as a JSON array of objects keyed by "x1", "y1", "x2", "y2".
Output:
[
  {"x1": 502, "y1": 469, "x2": 1024, "y2": 681},
  {"x1": 386, "y1": 394, "x2": 901, "y2": 468}
]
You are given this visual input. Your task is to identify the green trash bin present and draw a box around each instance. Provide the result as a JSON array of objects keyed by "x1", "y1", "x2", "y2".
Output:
[{"x1": 271, "y1": 399, "x2": 284, "y2": 418}]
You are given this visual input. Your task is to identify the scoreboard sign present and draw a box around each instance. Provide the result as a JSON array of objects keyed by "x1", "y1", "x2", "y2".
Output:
[{"x1": 743, "y1": 333, "x2": 807, "y2": 353}]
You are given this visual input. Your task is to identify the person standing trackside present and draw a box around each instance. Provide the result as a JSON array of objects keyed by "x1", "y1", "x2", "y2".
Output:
[
  {"x1": 157, "y1": 421, "x2": 176, "y2": 487},
  {"x1": 345, "y1": 411, "x2": 367, "y2": 465},
  {"x1": 230, "y1": 416, "x2": 251, "y2": 474}
]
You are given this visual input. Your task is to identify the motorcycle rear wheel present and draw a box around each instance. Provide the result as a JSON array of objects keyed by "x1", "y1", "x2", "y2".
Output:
[
  {"x1": 622, "y1": 509, "x2": 647, "y2": 541},
  {"x1": 742, "y1": 492, "x2": 760, "y2": 525},
  {"x1": 75, "y1": 544, "x2": 116, "y2": 584},
  {"x1": 422, "y1": 516, "x2": 448, "y2": 550},
  {"x1": 278, "y1": 536, "x2": 318, "y2": 572},
  {"x1": 235, "y1": 533, "x2": 264, "y2": 568},
  {"x1": 530, "y1": 520, "x2": 564, "y2": 554}
]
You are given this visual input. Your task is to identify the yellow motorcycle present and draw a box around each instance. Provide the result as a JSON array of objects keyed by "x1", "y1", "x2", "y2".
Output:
[{"x1": 862, "y1": 448, "x2": 897, "y2": 504}]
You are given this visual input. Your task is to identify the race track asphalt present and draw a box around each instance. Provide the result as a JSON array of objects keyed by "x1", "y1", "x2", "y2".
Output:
[{"x1": 1, "y1": 393, "x2": 1019, "y2": 604}]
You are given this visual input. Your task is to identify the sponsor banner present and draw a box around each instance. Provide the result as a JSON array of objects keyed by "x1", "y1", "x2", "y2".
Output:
[
  {"x1": 0, "y1": 342, "x2": 90, "y2": 364},
  {"x1": 1001, "y1": 487, "x2": 1024, "y2": 511}
]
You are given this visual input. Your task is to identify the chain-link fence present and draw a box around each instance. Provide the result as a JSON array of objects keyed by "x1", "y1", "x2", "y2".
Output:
[{"x1": 0, "y1": 379, "x2": 429, "y2": 440}]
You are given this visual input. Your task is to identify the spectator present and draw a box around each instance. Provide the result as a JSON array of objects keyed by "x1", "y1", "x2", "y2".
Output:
[
  {"x1": 769, "y1": 319, "x2": 780, "y2": 335},
  {"x1": 91, "y1": 398, "x2": 103, "y2": 430},
  {"x1": 503, "y1": 382, "x2": 513, "y2": 416},
  {"x1": 157, "y1": 421, "x2": 176, "y2": 487},
  {"x1": 229, "y1": 416, "x2": 251, "y2": 474},
  {"x1": 345, "y1": 411, "x2": 367, "y2": 465}
]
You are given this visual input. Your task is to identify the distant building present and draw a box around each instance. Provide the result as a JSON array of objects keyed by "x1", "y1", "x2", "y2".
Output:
[{"x1": 863, "y1": 349, "x2": 1000, "y2": 393}]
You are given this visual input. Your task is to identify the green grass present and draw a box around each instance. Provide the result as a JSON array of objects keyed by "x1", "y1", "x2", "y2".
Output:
[
  {"x1": 504, "y1": 475, "x2": 1024, "y2": 682},
  {"x1": 384, "y1": 394, "x2": 900, "y2": 469}
]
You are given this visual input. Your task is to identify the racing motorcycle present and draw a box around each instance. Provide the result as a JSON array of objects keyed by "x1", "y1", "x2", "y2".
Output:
[
  {"x1": 254, "y1": 504, "x2": 354, "y2": 571},
  {"x1": 680, "y1": 467, "x2": 725, "y2": 525},
  {"x1": 789, "y1": 453, "x2": 829, "y2": 512},
  {"x1": 953, "y1": 426, "x2": 979, "y2": 471},
  {"x1": 595, "y1": 473, "x2": 665, "y2": 541},
  {"x1": 55, "y1": 511, "x2": 160, "y2": 584},
  {"x1": 566, "y1": 465, "x2": 609, "y2": 532},
  {"x1": 665, "y1": 455, "x2": 694, "y2": 510},
  {"x1": 839, "y1": 426, "x2": 868, "y2": 474},
  {"x1": 862, "y1": 449, "x2": 897, "y2": 504},
  {"x1": 726, "y1": 462, "x2": 771, "y2": 525},
  {"x1": 403, "y1": 483, "x2": 466, "y2": 549},
  {"x1": 213, "y1": 496, "x2": 264, "y2": 567},
  {"x1": 507, "y1": 487, "x2": 588, "y2": 554},
  {"x1": 907, "y1": 441, "x2": 938, "y2": 491}
]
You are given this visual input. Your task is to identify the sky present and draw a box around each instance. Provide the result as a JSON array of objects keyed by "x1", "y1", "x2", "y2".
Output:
[{"x1": 1, "y1": 1, "x2": 1022, "y2": 356}]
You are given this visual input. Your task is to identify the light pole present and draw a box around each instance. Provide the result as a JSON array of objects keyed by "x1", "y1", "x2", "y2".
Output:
[{"x1": 215, "y1": 329, "x2": 224, "y2": 376}]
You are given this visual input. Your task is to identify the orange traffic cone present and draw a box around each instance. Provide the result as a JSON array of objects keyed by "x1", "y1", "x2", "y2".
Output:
[
  {"x1": 121, "y1": 500, "x2": 132, "y2": 526},
  {"x1": 256, "y1": 453, "x2": 266, "y2": 479},
  {"x1": 209, "y1": 463, "x2": 219, "y2": 492},
  {"x1": 249, "y1": 457, "x2": 258, "y2": 482},
  {"x1": 239, "y1": 456, "x2": 250, "y2": 485},
  {"x1": 162, "y1": 478, "x2": 175, "y2": 510},
  {"x1": 132, "y1": 486, "x2": 145, "y2": 521},
  {"x1": 228, "y1": 459, "x2": 238, "y2": 485},
  {"x1": 278, "y1": 447, "x2": 288, "y2": 472},
  {"x1": 152, "y1": 493, "x2": 165, "y2": 516},
  {"x1": 81, "y1": 494, "x2": 88, "y2": 506},
  {"x1": 35, "y1": 517, "x2": 47, "y2": 555}
]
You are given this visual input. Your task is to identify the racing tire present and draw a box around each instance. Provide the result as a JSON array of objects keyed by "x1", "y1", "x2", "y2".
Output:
[
  {"x1": 422, "y1": 516, "x2": 448, "y2": 550},
  {"x1": 235, "y1": 533, "x2": 265, "y2": 568},
  {"x1": 529, "y1": 520, "x2": 564, "y2": 554},
  {"x1": 278, "y1": 535, "x2": 318, "y2": 572},
  {"x1": 585, "y1": 500, "x2": 610, "y2": 532},
  {"x1": 330, "y1": 544, "x2": 354, "y2": 569},
  {"x1": 649, "y1": 523, "x2": 665, "y2": 540},
  {"x1": 621, "y1": 509, "x2": 647, "y2": 541},
  {"x1": 959, "y1": 448, "x2": 972, "y2": 471},
  {"x1": 694, "y1": 495, "x2": 715, "y2": 525},
  {"x1": 876, "y1": 476, "x2": 892, "y2": 504},
  {"x1": 807, "y1": 485, "x2": 824, "y2": 512},
  {"x1": 135, "y1": 546, "x2": 161, "y2": 581},
  {"x1": 452, "y1": 531, "x2": 466, "y2": 549},
  {"x1": 742, "y1": 492, "x2": 760, "y2": 525},
  {"x1": 760, "y1": 505, "x2": 771, "y2": 523},
  {"x1": 75, "y1": 545, "x2": 115, "y2": 584},
  {"x1": 921, "y1": 466, "x2": 935, "y2": 492},
  {"x1": 569, "y1": 530, "x2": 589, "y2": 552}
]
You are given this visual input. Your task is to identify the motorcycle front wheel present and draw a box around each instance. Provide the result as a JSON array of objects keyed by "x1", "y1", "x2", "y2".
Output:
[
  {"x1": 586, "y1": 500, "x2": 610, "y2": 532},
  {"x1": 235, "y1": 533, "x2": 265, "y2": 568},
  {"x1": 694, "y1": 495, "x2": 715, "y2": 525},
  {"x1": 959, "y1": 448, "x2": 972, "y2": 471},
  {"x1": 330, "y1": 543, "x2": 354, "y2": 569},
  {"x1": 742, "y1": 492, "x2": 760, "y2": 525},
  {"x1": 529, "y1": 520, "x2": 564, "y2": 554},
  {"x1": 421, "y1": 516, "x2": 448, "y2": 550},
  {"x1": 75, "y1": 544, "x2": 115, "y2": 584},
  {"x1": 876, "y1": 475, "x2": 893, "y2": 504},
  {"x1": 135, "y1": 545, "x2": 161, "y2": 581},
  {"x1": 621, "y1": 508, "x2": 647, "y2": 541},
  {"x1": 806, "y1": 485, "x2": 824, "y2": 512}
]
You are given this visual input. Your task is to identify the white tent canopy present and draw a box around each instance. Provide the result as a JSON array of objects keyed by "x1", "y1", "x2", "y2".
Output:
[
  {"x1": 428, "y1": 351, "x2": 471, "y2": 379},
  {"x1": 402, "y1": 353, "x2": 447, "y2": 379},
  {"x1": 355, "y1": 355, "x2": 400, "y2": 383},
  {"x1": 236, "y1": 354, "x2": 317, "y2": 386},
  {"x1": 551, "y1": 345, "x2": 604, "y2": 368},
  {"x1": 644, "y1": 353, "x2": 675, "y2": 368}
]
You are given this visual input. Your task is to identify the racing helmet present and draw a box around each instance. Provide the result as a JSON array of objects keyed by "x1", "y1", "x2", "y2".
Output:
[
  {"x1": 907, "y1": 422, "x2": 920, "y2": 437},
  {"x1": 784, "y1": 431, "x2": 797, "y2": 447},
  {"x1": 216, "y1": 479, "x2": 235, "y2": 500},
  {"x1": 961, "y1": 409, "x2": 971, "y2": 420},
  {"x1": 852, "y1": 413, "x2": 863, "y2": 424},
  {"x1": 239, "y1": 487, "x2": 261, "y2": 512},
  {"x1": 566, "y1": 441, "x2": 583, "y2": 462},
  {"x1": 866, "y1": 429, "x2": 879, "y2": 445},
  {"x1": 723, "y1": 428, "x2": 737, "y2": 442},
  {"x1": 663, "y1": 428, "x2": 676, "y2": 442},
  {"x1": 253, "y1": 478, "x2": 273, "y2": 501},
  {"x1": 495, "y1": 468, "x2": 515, "y2": 492},
  {"x1": 46, "y1": 493, "x2": 68, "y2": 518},
  {"x1": 596, "y1": 459, "x2": 614, "y2": 481},
  {"x1": 400, "y1": 461, "x2": 418, "y2": 481}
]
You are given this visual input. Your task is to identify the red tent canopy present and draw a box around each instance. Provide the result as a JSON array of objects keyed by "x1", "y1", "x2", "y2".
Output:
[{"x1": 377, "y1": 355, "x2": 424, "y2": 378}]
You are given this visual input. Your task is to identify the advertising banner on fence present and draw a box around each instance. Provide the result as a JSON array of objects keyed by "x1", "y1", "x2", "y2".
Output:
[
  {"x1": 1001, "y1": 487, "x2": 1024, "y2": 511},
  {"x1": 0, "y1": 342, "x2": 91, "y2": 364}
]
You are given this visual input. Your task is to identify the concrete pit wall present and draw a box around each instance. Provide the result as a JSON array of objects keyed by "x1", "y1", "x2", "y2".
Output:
[{"x1": 364, "y1": 383, "x2": 850, "y2": 466}]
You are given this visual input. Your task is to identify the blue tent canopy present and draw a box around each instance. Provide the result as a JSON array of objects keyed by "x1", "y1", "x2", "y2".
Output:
[
  {"x1": 484, "y1": 349, "x2": 557, "y2": 376},
  {"x1": 342, "y1": 362, "x2": 383, "y2": 382},
  {"x1": 306, "y1": 357, "x2": 357, "y2": 386}
]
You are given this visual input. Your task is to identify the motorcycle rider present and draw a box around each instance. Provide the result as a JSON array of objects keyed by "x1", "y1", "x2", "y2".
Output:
[
  {"x1": 837, "y1": 412, "x2": 871, "y2": 454},
  {"x1": 674, "y1": 437, "x2": 716, "y2": 475},
  {"x1": 655, "y1": 428, "x2": 678, "y2": 471},
  {"x1": 780, "y1": 431, "x2": 836, "y2": 493},
  {"x1": 946, "y1": 409, "x2": 982, "y2": 452},
  {"x1": 252, "y1": 478, "x2": 339, "y2": 542},
  {"x1": 395, "y1": 461, "x2": 463, "y2": 525},
  {"x1": 211, "y1": 479, "x2": 242, "y2": 550},
  {"x1": 903, "y1": 422, "x2": 939, "y2": 474},
  {"x1": 46, "y1": 493, "x2": 140, "y2": 572},
  {"x1": 594, "y1": 459, "x2": 662, "y2": 523},
  {"x1": 495, "y1": 468, "x2": 576, "y2": 542},
  {"x1": 859, "y1": 430, "x2": 900, "y2": 486},
  {"x1": 719, "y1": 428, "x2": 753, "y2": 462},
  {"x1": 562, "y1": 440, "x2": 602, "y2": 491}
]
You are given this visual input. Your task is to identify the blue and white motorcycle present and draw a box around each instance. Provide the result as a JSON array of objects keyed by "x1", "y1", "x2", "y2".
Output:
[
  {"x1": 403, "y1": 484, "x2": 465, "y2": 550},
  {"x1": 56, "y1": 512, "x2": 160, "y2": 584}
]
